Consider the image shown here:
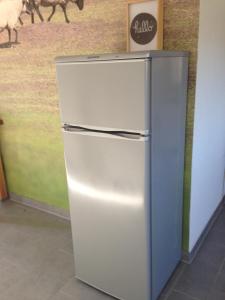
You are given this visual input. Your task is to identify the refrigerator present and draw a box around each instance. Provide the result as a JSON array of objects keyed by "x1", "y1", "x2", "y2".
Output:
[{"x1": 55, "y1": 51, "x2": 188, "y2": 300}]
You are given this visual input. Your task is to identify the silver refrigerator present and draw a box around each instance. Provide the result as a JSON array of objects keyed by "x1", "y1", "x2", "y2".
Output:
[{"x1": 55, "y1": 51, "x2": 188, "y2": 300}]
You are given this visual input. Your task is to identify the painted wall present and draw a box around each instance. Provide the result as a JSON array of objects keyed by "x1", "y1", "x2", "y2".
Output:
[
  {"x1": 0, "y1": 0, "x2": 199, "y2": 248},
  {"x1": 189, "y1": 0, "x2": 225, "y2": 251},
  {"x1": 163, "y1": 0, "x2": 199, "y2": 250}
]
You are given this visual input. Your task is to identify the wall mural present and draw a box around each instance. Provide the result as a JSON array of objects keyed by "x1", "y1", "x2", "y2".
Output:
[
  {"x1": 0, "y1": 0, "x2": 199, "y2": 249},
  {"x1": 0, "y1": 0, "x2": 128, "y2": 210},
  {"x1": 0, "y1": 0, "x2": 84, "y2": 46},
  {"x1": 19, "y1": 0, "x2": 84, "y2": 25}
]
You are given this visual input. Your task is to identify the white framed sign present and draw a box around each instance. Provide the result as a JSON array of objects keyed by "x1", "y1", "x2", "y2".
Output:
[{"x1": 127, "y1": 0, "x2": 163, "y2": 52}]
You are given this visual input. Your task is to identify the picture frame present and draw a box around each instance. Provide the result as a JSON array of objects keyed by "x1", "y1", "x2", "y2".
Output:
[{"x1": 127, "y1": 0, "x2": 163, "y2": 52}]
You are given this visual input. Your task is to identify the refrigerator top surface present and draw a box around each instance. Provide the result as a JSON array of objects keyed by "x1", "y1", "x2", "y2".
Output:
[{"x1": 55, "y1": 50, "x2": 189, "y2": 64}]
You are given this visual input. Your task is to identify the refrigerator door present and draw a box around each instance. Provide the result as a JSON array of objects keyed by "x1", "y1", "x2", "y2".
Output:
[
  {"x1": 56, "y1": 59, "x2": 150, "y2": 133},
  {"x1": 63, "y1": 130, "x2": 150, "y2": 300}
]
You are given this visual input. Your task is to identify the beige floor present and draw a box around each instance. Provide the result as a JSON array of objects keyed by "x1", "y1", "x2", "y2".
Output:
[
  {"x1": 1, "y1": 200, "x2": 225, "y2": 300},
  {"x1": 0, "y1": 200, "x2": 112, "y2": 300}
]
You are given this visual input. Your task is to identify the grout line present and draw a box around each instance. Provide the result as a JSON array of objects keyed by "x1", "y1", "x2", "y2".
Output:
[
  {"x1": 204, "y1": 252, "x2": 225, "y2": 299},
  {"x1": 59, "y1": 290, "x2": 74, "y2": 298},
  {"x1": 163, "y1": 264, "x2": 187, "y2": 300},
  {"x1": 172, "y1": 289, "x2": 201, "y2": 300},
  {"x1": 58, "y1": 276, "x2": 78, "y2": 298},
  {"x1": 211, "y1": 257, "x2": 225, "y2": 286},
  {"x1": 47, "y1": 275, "x2": 76, "y2": 300}
]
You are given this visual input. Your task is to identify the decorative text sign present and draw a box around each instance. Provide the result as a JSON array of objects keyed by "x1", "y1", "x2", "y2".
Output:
[{"x1": 127, "y1": 0, "x2": 163, "y2": 52}]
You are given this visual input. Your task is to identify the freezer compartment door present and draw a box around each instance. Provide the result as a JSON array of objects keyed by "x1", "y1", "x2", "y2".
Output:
[
  {"x1": 63, "y1": 130, "x2": 150, "y2": 300},
  {"x1": 56, "y1": 59, "x2": 150, "y2": 132}
]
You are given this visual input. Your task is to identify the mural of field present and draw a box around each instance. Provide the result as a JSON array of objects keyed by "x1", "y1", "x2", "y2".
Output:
[
  {"x1": 0, "y1": 0, "x2": 127, "y2": 209},
  {"x1": 0, "y1": 0, "x2": 199, "y2": 248}
]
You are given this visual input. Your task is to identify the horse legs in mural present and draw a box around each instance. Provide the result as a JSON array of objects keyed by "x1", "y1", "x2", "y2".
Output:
[
  {"x1": 75, "y1": 0, "x2": 84, "y2": 11},
  {"x1": 34, "y1": 6, "x2": 44, "y2": 23},
  {"x1": 47, "y1": 6, "x2": 56, "y2": 22},
  {"x1": 32, "y1": 4, "x2": 44, "y2": 23},
  {"x1": 60, "y1": 3, "x2": 70, "y2": 23},
  {"x1": 28, "y1": 0, "x2": 44, "y2": 24}
]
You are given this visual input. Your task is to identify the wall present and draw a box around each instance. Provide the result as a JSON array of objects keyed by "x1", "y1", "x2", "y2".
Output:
[
  {"x1": 163, "y1": 0, "x2": 199, "y2": 250},
  {"x1": 0, "y1": 0, "x2": 199, "y2": 248},
  {"x1": 189, "y1": 0, "x2": 225, "y2": 251},
  {"x1": 0, "y1": 0, "x2": 128, "y2": 210}
]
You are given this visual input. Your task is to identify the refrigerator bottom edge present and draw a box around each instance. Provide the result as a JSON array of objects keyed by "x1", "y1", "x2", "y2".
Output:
[{"x1": 75, "y1": 275, "x2": 126, "y2": 300}]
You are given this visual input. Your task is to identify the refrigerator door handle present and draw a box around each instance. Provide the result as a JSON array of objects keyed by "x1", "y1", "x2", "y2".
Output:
[
  {"x1": 115, "y1": 132, "x2": 145, "y2": 140},
  {"x1": 63, "y1": 125, "x2": 149, "y2": 140}
]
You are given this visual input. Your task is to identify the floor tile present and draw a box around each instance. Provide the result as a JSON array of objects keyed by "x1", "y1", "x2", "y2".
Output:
[
  {"x1": 213, "y1": 210, "x2": 225, "y2": 232},
  {"x1": 0, "y1": 249, "x2": 74, "y2": 300},
  {"x1": 167, "y1": 290, "x2": 200, "y2": 300},
  {"x1": 49, "y1": 291, "x2": 74, "y2": 300},
  {"x1": 195, "y1": 237, "x2": 225, "y2": 268},
  {"x1": 206, "y1": 227, "x2": 225, "y2": 247},
  {"x1": 159, "y1": 262, "x2": 186, "y2": 298},
  {"x1": 61, "y1": 277, "x2": 114, "y2": 300},
  {"x1": 1, "y1": 201, "x2": 225, "y2": 300},
  {"x1": 0, "y1": 257, "x2": 29, "y2": 295},
  {"x1": 157, "y1": 294, "x2": 166, "y2": 300},
  {"x1": 174, "y1": 257, "x2": 219, "y2": 299},
  {"x1": 212, "y1": 262, "x2": 225, "y2": 294},
  {"x1": 206, "y1": 289, "x2": 225, "y2": 300}
]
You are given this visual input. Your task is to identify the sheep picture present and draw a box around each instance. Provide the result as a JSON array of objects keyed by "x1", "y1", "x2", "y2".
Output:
[
  {"x1": 19, "y1": 0, "x2": 84, "y2": 24},
  {"x1": 0, "y1": 0, "x2": 84, "y2": 47},
  {"x1": 0, "y1": 0, "x2": 30, "y2": 45}
]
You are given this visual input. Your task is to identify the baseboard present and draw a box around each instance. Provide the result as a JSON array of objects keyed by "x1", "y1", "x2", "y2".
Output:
[
  {"x1": 9, "y1": 193, "x2": 70, "y2": 221},
  {"x1": 182, "y1": 195, "x2": 225, "y2": 264}
]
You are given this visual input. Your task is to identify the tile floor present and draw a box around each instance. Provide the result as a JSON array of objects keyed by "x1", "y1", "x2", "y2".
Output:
[{"x1": 0, "y1": 200, "x2": 225, "y2": 300}]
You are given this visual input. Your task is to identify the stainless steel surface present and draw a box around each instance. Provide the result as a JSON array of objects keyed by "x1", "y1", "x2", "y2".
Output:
[
  {"x1": 55, "y1": 50, "x2": 189, "y2": 64},
  {"x1": 55, "y1": 51, "x2": 189, "y2": 300},
  {"x1": 56, "y1": 59, "x2": 150, "y2": 132},
  {"x1": 150, "y1": 56, "x2": 188, "y2": 300},
  {"x1": 63, "y1": 130, "x2": 150, "y2": 300}
]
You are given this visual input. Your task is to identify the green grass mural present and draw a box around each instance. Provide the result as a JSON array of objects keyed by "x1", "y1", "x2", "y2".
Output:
[{"x1": 0, "y1": 0, "x2": 128, "y2": 209}]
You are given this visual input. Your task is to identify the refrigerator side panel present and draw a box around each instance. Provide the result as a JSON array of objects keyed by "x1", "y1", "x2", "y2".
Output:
[
  {"x1": 150, "y1": 56, "x2": 188, "y2": 300},
  {"x1": 56, "y1": 59, "x2": 150, "y2": 132},
  {"x1": 63, "y1": 130, "x2": 151, "y2": 300}
]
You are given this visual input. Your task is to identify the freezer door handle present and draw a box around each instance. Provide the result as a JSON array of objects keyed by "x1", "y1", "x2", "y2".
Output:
[
  {"x1": 63, "y1": 124, "x2": 86, "y2": 133},
  {"x1": 62, "y1": 125, "x2": 149, "y2": 140}
]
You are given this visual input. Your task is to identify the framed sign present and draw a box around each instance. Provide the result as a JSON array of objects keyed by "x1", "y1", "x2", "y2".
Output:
[{"x1": 127, "y1": 0, "x2": 163, "y2": 52}]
